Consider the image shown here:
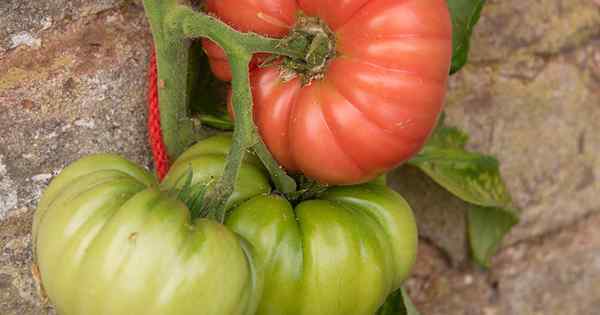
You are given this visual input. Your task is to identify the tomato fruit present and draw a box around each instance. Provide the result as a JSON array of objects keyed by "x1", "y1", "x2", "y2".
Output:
[
  {"x1": 33, "y1": 134, "x2": 417, "y2": 315},
  {"x1": 203, "y1": 0, "x2": 453, "y2": 184}
]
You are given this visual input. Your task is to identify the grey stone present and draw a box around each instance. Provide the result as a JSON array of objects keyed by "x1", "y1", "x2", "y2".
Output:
[
  {"x1": 0, "y1": 211, "x2": 51, "y2": 315},
  {"x1": 493, "y1": 215, "x2": 600, "y2": 315},
  {"x1": 444, "y1": 30, "x2": 600, "y2": 246},
  {"x1": 409, "y1": 214, "x2": 600, "y2": 315},
  {"x1": 469, "y1": 0, "x2": 600, "y2": 63},
  {"x1": 0, "y1": 154, "x2": 18, "y2": 221},
  {"x1": 0, "y1": 4, "x2": 151, "y2": 313},
  {"x1": 0, "y1": 0, "x2": 123, "y2": 54}
]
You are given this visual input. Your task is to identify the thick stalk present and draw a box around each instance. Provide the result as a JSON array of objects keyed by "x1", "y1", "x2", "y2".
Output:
[
  {"x1": 202, "y1": 54, "x2": 253, "y2": 221},
  {"x1": 166, "y1": 6, "x2": 298, "y2": 220},
  {"x1": 252, "y1": 140, "x2": 297, "y2": 193},
  {"x1": 143, "y1": 0, "x2": 196, "y2": 160},
  {"x1": 179, "y1": 7, "x2": 306, "y2": 58}
]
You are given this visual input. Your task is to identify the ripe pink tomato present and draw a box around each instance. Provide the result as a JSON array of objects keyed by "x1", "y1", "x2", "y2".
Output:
[{"x1": 203, "y1": 0, "x2": 453, "y2": 185}]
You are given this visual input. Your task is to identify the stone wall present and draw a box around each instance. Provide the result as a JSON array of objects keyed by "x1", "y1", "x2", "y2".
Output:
[{"x1": 1, "y1": 1, "x2": 599, "y2": 314}]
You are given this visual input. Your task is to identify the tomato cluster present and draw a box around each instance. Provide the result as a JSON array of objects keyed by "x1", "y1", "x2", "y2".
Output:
[
  {"x1": 34, "y1": 1, "x2": 454, "y2": 313},
  {"x1": 34, "y1": 135, "x2": 417, "y2": 315}
]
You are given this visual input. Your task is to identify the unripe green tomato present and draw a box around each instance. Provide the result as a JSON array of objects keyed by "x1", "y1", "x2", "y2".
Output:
[{"x1": 33, "y1": 134, "x2": 417, "y2": 315}]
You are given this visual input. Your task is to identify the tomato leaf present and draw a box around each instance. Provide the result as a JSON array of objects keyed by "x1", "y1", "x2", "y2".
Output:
[
  {"x1": 447, "y1": 0, "x2": 487, "y2": 74},
  {"x1": 376, "y1": 288, "x2": 420, "y2": 315},
  {"x1": 409, "y1": 119, "x2": 519, "y2": 267},
  {"x1": 468, "y1": 206, "x2": 519, "y2": 267},
  {"x1": 425, "y1": 118, "x2": 469, "y2": 150},
  {"x1": 409, "y1": 149, "x2": 512, "y2": 208}
]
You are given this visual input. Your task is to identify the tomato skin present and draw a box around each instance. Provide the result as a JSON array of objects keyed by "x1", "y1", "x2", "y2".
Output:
[
  {"x1": 34, "y1": 134, "x2": 416, "y2": 315},
  {"x1": 228, "y1": 185, "x2": 417, "y2": 315},
  {"x1": 205, "y1": 0, "x2": 453, "y2": 184}
]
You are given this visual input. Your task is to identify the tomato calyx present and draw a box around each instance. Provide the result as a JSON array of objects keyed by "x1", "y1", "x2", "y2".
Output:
[
  {"x1": 275, "y1": 13, "x2": 336, "y2": 85},
  {"x1": 283, "y1": 174, "x2": 329, "y2": 205},
  {"x1": 165, "y1": 167, "x2": 215, "y2": 219}
]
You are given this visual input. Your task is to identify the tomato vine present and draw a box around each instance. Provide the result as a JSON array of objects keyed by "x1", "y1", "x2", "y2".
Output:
[{"x1": 144, "y1": 0, "x2": 339, "y2": 220}]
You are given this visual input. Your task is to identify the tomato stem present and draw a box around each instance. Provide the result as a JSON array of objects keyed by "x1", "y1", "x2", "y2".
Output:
[
  {"x1": 143, "y1": 0, "x2": 197, "y2": 160},
  {"x1": 144, "y1": 1, "x2": 300, "y2": 221},
  {"x1": 285, "y1": 175, "x2": 329, "y2": 205},
  {"x1": 195, "y1": 114, "x2": 234, "y2": 130},
  {"x1": 202, "y1": 53, "x2": 253, "y2": 221},
  {"x1": 280, "y1": 13, "x2": 337, "y2": 84}
]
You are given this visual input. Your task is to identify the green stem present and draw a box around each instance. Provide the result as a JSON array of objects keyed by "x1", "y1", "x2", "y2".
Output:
[
  {"x1": 252, "y1": 140, "x2": 297, "y2": 193},
  {"x1": 179, "y1": 8, "x2": 306, "y2": 58},
  {"x1": 161, "y1": 5, "x2": 298, "y2": 221},
  {"x1": 143, "y1": 0, "x2": 196, "y2": 159},
  {"x1": 196, "y1": 114, "x2": 234, "y2": 130},
  {"x1": 201, "y1": 53, "x2": 253, "y2": 221}
]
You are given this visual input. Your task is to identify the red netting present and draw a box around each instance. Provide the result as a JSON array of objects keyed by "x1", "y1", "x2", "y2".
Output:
[{"x1": 148, "y1": 48, "x2": 170, "y2": 180}]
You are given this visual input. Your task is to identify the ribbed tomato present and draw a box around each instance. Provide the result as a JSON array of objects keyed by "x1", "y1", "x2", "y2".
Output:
[
  {"x1": 203, "y1": 0, "x2": 453, "y2": 185},
  {"x1": 33, "y1": 134, "x2": 417, "y2": 315}
]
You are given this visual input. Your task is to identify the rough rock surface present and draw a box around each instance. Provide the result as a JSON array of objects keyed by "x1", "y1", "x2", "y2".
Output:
[
  {"x1": 0, "y1": 3, "x2": 151, "y2": 314},
  {"x1": 445, "y1": 0, "x2": 600, "y2": 243},
  {"x1": 0, "y1": 0, "x2": 122, "y2": 54},
  {"x1": 0, "y1": 0, "x2": 599, "y2": 314}
]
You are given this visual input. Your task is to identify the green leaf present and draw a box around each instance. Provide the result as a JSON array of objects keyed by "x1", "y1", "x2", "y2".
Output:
[
  {"x1": 409, "y1": 119, "x2": 519, "y2": 267},
  {"x1": 410, "y1": 149, "x2": 512, "y2": 208},
  {"x1": 376, "y1": 288, "x2": 420, "y2": 315},
  {"x1": 426, "y1": 125, "x2": 469, "y2": 149},
  {"x1": 447, "y1": 0, "x2": 487, "y2": 74},
  {"x1": 468, "y1": 206, "x2": 519, "y2": 267},
  {"x1": 427, "y1": 112, "x2": 468, "y2": 149}
]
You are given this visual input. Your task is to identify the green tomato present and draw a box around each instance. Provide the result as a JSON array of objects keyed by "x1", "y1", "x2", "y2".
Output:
[{"x1": 33, "y1": 134, "x2": 417, "y2": 315}]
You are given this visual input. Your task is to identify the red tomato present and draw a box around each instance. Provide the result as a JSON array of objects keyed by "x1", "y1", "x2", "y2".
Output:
[{"x1": 203, "y1": 0, "x2": 452, "y2": 185}]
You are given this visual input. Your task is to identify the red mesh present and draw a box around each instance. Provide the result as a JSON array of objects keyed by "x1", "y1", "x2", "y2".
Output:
[{"x1": 148, "y1": 48, "x2": 170, "y2": 180}]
